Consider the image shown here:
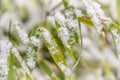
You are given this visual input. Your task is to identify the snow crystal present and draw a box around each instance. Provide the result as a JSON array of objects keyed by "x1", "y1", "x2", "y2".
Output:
[
  {"x1": 0, "y1": 40, "x2": 12, "y2": 80},
  {"x1": 82, "y1": 0, "x2": 109, "y2": 36},
  {"x1": 40, "y1": 28, "x2": 59, "y2": 55},
  {"x1": 30, "y1": 37, "x2": 40, "y2": 47},
  {"x1": 111, "y1": 28, "x2": 120, "y2": 53},
  {"x1": 58, "y1": 27, "x2": 70, "y2": 48},
  {"x1": 54, "y1": 12, "x2": 66, "y2": 27},
  {"x1": 12, "y1": 20, "x2": 29, "y2": 44}
]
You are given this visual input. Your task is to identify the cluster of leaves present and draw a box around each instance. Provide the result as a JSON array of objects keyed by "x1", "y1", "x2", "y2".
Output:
[{"x1": 1, "y1": 0, "x2": 120, "y2": 80}]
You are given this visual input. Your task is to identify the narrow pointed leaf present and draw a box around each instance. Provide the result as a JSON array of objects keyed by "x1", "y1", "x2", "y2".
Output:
[{"x1": 38, "y1": 60, "x2": 59, "y2": 80}]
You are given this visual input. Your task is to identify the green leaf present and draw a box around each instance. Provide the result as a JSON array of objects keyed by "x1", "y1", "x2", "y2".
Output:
[
  {"x1": 55, "y1": 21, "x2": 61, "y2": 30},
  {"x1": 8, "y1": 53, "x2": 17, "y2": 80},
  {"x1": 29, "y1": 26, "x2": 39, "y2": 37},
  {"x1": 73, "y1": 21, "x2": 83, "y2": 69},
  {"x1": 38, "y1": 27, "x2": 67, "y2": 65},
  {"x1": 116, "y1": 0, "x2": 120, "y2": 24},
  {"x1": 8, "y1": 51, "x2": 21, "y2": 68},
  {"x1": 62, "y1": 0, "x2": 68, "y2": 7},
  {"x1": 109, "y1": 21, "x2": 120, "y2": 33},
  {"x1": 55, "y1": 8, "x2": 77, "y2": 61},
  {"x1": 11, "y1": 47, "x2": 34, "y2": 80},
  {"x1": 78, "y1": 17, "x2": 94, "y2": 26},
  {"x1": 38, "y1": 60, "x2": 59, "y2": 80},
  {"x1": 38, "y1": 27, "x2": 73, "y2": 79},
  {"x1": 39, "y1": 60, "x2": 52, "y2": 76},
  {"x1": 8, "y1": 53, "x2": 14, "y2": 67},
  {"x1": 7, "y1": 68, "x2": 17, "y2": 80},
  {"x1": 66, "y1": 47, "x2": 76, "y2": 61},
  {"x1": 109, "y1": 21, "x2": 120, "y2": 57}
]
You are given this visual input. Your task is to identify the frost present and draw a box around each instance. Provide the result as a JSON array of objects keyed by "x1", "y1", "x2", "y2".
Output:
[
  {"x1": 54, "y1": 12, "x2": 66, "y2": 27},
  {"x1": 65, "y1": 10, "x2": 75, "y2": 19},
  {"x1": 40, "y1": 28, "x2": 52, "y2": 44},
  {"x1": 82, "y1": 0, "x2": 109, "y2": 36},
  {"x1": 0, "y1": 40, "x2": 12, "y2": 80},
  {"x1": 27, "y1": 32, "x2": 41, "y2": 69},
  {"x1": 27, "y1": 56, "x2": 36, "y2": 69},
  {"x1": 26, "y1": 47, "x2": 36, "y2": 69},
  {"x1": 58, "y1": 27, "x2": 70, "y2": 48},
  {"x1": 40, "y1": 28, "x2": 59, "y2": 55},
  {"x1": 55, "y1": 10, "x2": 77, "y2": 48},
  {"x1": 11, "y1": 47, "x2": 32, "y2": 77},
  {"x1": 12, "y1": 20, "x2": 29, "y2": 44},
  {"x1": 111, "y1": 28, "x2": 120, "y2": 53},
  {"x1": 66, "y1": 19, "x2": 78, "y2": 33},
  {"x1": 30, "y1": 37, "x2": 40, "y2": 47}
]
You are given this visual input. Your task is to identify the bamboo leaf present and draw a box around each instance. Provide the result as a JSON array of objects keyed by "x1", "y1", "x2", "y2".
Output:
[
  {"x1": 7, "y1": 68, "x2": 17, "y2": 80},
  {"x1": 11, "y1": 47, "x2": 34, "y2": 80},
  {"x1": 66, "y1": 47, "x2": 76, "y2": 61},
  {"x1": 38, "y1": 27, "x2": 66, "y2": 64},
  {"x1": 7, "y1": 53, "x2": 17, "y2": 80},
  {"x1": 38, "y1": 60, "x2": 59, "y2": 80},
  {"x1": 109, "y1": 21, "x2": 120, "y2": 57},
  {"x1": 78, "y1": 17, "x2": 94, "y2": 26},
  {"x1": 54, "y1": 11, "x2": 76, "y2": 61},
  {"x1": 38, "y1": 27, "x2": 73, "y2": 79}
]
